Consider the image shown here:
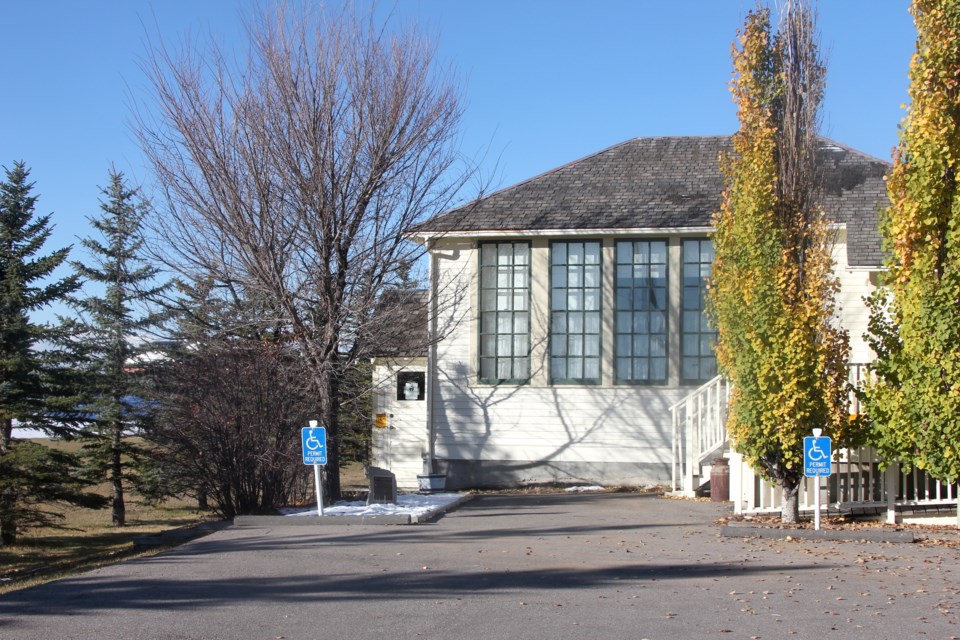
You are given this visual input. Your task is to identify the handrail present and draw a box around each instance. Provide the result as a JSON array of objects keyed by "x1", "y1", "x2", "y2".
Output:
[{"x1": 671, "y1": 375, "x2": 731, "y2": 494}]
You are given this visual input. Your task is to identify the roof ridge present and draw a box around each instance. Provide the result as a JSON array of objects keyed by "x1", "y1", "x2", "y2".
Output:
[{"x1": 817, "y1": 134, "x2": 892, "y2": 166}]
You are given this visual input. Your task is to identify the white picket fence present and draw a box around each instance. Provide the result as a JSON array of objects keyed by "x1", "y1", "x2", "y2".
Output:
[{"x1": 731, "y1": 446, "x2": 959, "y2": 522}]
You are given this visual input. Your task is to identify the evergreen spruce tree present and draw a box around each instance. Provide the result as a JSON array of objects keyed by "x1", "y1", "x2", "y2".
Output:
[
  {"x1": 864, "y1": 0, "x2": 960, "y2": 513},
  {"x1": 73, "y1": 169, "x2": 168, "y2": 527},
  {"x1": 0, "y1": 162, "x2": 90, "y2": 544}
]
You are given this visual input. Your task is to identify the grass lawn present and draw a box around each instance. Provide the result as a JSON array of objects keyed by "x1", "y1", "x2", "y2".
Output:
[{"x1": 0, "y1": 439, "x2": 369, "y2": 595}]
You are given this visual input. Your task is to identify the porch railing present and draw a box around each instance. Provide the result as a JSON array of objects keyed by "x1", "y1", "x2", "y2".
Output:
[
  {"x1": 733, "y1": 446, "x2": 958, "y2": 520},
  {"x1": 670, "y1": 375, "x2": 731, "y2": 495}
]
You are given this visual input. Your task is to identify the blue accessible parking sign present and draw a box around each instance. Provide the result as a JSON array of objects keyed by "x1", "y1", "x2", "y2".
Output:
[
  {"x1": 803, "y1": 435, "x2": 832, "y2": 477},
  {"x1": 302, "y1": 426, "x2": 327, "y2": 465}
]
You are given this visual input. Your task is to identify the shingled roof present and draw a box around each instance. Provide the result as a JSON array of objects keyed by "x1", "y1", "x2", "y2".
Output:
[{"x1": 415, "y1": 136, "x2": 889, "y2": 267}]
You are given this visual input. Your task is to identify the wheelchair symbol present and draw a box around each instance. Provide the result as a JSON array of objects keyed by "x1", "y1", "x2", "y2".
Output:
[
  {"x1": 807, "y1": 440, "x2": 828, "y2": 462},
  {"x1": 305, "y1": 431, "x2": 323, "y2": 450}
]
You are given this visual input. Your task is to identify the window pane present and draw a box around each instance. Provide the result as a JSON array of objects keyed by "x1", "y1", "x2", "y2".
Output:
[
  {"x1": 569, "y1": 312, "x2": 584, "y2": 333},
  {"x1": 482, "y1": 313, "x2": 497, "y2": 334},
  {"x1": 650, "y1": 335, "x2": 666, "y2": 357},
  {"x1": 514, "y1": 335, "x2": 529, "y2": 356},
  {"x1": 552, "y1": 312, "x2": 566, "y2": 334},
  {"x1": 514, "y1": 270, "x2": 528, "y2": 289},
  {"x1": 481, "y1": 292, "x2": 496, "y2": 311},
  {"x1": 584, "y1": 358, "x2": 600, "y2": 380},
  {"x1": 633, "y1": 359, "x2": 649, "y2": 380},
  {"x1": 568, "y1": 358, "x2": 583, "y2": 379},
  {"x1": 651, "y1": 358, "x2": 666, "y2": 381},
  {"x1": 585, "y1": 312, "x2": 600, "y2": 333},
  {"x1": 482, "y1": 335, "x2": 496, "y2": 355},
  {"x1": 481, "y1": 266, "x2": 496, "y2": 289},
  {"x1": 515, "y1": 358, "x2": 530, "y2": 379},
  {"x1": 569, "y1": 335, "x2": 584, "y2": 356},
  {"x1": 649, "y1": 312, "x2": 665, "y2": 334},
  {"x1": 552, "y1": 339, "x2": 567, "y2": 356},
  {"x1": 551, "y1": 359, "x2": 567, "y2": 380},
  {"x1": 584, "y1": 265, "x2": 599, "y2": 287},
  {"x1": 634, "y1": 312, "x2": 648, "y2": 334},
  {"x1": 514, "y1": 292, "x2": 528, "y2": 311},
  {"x1": 584, "y1": 335, "x2": 600, "y2": 357},
  {"x1": 515, "y1": 312, "x2": 529, "y2": 334},
  {"x1": 552, "y1": 266, "x2": 567, "y2": 288},
  {"x1": 480, "y1": 358, "x2": 494, "y2": 380}
]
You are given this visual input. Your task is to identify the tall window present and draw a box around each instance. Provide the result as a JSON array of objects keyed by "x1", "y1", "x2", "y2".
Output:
[
  {"x1": 615, "y1": 240, "x2": 668, "y2": 384},
  {"x1": 681, "y1": 238, "x2": 718, "y2": 383},
  {"x1": 479, "y1": 242, "x2": 530, "y2": 383},
  {"x1": 550, "y1": 241, "x2": 602, "y2": 383}
]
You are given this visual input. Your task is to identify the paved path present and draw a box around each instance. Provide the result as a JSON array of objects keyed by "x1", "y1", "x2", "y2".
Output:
[{"x1": 1, "y1": 493, "x2": 958, "y2": 639}]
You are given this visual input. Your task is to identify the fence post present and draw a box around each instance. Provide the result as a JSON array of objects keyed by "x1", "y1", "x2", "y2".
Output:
[{"x1": 885, "y1": 462, "x2": 899, "y2": 525}]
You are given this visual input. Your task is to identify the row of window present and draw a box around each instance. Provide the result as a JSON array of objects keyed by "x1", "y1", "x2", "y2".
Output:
[{"x1": 478, "y1": 239, "x2": 718, "y2": 386}]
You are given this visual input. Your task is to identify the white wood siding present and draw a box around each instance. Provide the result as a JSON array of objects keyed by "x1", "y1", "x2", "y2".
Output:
[
  {"x1": 833, "y1": 229, "x2": 878, "y2": 364},
  {"x1": 420, "y1": 232, "x2": 879, "y2": 487},
  {"x1": 429, "y1": 237, "x2": 692, "y2": 485}
]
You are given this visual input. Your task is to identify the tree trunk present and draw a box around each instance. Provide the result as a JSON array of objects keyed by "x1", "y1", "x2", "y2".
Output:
[
  {"x1": 111, "y1": 425, "x2": 126, "y2": 527},
  {"x1": 0, "y1": 422, "x2": 16, "y2": 545},
  {"x1": 319, "y1": 371, "x2": 342, "y2": 504},
  {"x1": 781, "y1": 479, "x2": 800, "y2": 524}
]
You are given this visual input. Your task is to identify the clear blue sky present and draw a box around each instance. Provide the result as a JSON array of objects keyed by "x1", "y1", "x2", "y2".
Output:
[{"x1": 1, "y1": 1, "x2": 915, "y2": 283}]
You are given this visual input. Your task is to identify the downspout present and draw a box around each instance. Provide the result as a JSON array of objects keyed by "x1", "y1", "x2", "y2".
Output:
[{"x1": 426, "y1": 239, "x2": 438, "y2": 474}]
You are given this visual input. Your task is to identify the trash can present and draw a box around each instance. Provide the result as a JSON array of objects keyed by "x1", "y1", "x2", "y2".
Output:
[
  {"x1": 710, "y1": 457, "x2": 729, "y2": 502},
  {"x1": 417, "y1": 474, "x2": 446, "y2": 493},
  {"x1": 366, "y1": 466, "x2": 397, "y2": 505}
]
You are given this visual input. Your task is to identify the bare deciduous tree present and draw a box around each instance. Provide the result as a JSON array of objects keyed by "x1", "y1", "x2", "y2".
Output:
[{"x1": 136, "y1": 4, "x2": 472, "y2": 500}]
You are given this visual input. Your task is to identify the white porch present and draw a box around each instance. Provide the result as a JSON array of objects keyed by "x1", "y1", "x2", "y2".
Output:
[{"x1": 670, "y1": 372, "x2": 960, "y2": 525}]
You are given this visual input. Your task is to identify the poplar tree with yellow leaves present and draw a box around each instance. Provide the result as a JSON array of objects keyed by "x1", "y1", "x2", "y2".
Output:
[
  {"x1": 711, "y1": 1, "x2": 853, "y2": 523},
  {"x1": 864, "y1": 1, "x2": 960, "y2": 507}
]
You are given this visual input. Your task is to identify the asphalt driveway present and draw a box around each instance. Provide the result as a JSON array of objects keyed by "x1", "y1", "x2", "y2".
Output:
[{"x1": 1, "y1": 493, "x2": 957, "y2": 639}]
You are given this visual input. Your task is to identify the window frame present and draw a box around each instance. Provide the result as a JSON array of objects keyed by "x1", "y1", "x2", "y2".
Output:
[
  {"x1": 613, "y1": 238, "x2": 670, "y2": 385},
  {"x1": 477, "y1": 241, "x2": 532, "y2": 385},
  {"x1": 548, "y1": 240, "x2": 603, "y2": 385},
  {"x1": 680, "y1": 237, "x2": 718, "y2": 384}
]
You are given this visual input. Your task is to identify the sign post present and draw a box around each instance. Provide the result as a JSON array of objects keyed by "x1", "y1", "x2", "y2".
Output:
[
  {"x1": 302, "y1": 421, "x2": 327, "y2": 516},
  {"x1": 803, "y1": 428, "x2": 832, "y2": 531}
]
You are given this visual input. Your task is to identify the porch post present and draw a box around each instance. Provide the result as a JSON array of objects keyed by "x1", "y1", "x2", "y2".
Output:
[
  {"x1": 885, "y1": 461, "x2": 899, "y2": 525},
  {"x1": 683, "y1": 396, "x2": 697, "y2": 494}
]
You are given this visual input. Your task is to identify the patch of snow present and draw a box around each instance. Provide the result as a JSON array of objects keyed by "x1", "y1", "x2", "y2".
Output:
[
  {"x1": 564, "y1": 485, "x2": 605, "y2": 493},
  {"x1": 280, "y1": 492, "x2": 465, "y2": 517}
]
